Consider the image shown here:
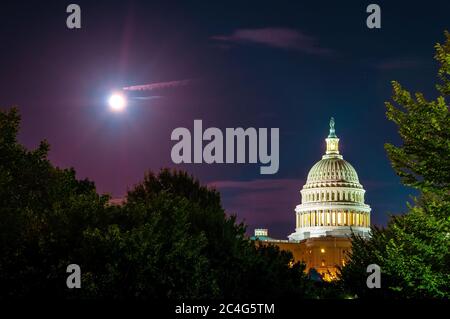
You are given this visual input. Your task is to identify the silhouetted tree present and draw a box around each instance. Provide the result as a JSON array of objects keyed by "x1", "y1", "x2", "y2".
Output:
[
  {"x1": 126, "y1": 169, "x2": 316, "y2": 299},
  {"x1": 0, "y1": 109, "x2": 316, "y2": 299}
]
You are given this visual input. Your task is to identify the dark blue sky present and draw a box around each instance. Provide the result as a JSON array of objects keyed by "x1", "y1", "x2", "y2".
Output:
[{"x1": 1, "y1": 0, "x2": 448, "y2": 238}]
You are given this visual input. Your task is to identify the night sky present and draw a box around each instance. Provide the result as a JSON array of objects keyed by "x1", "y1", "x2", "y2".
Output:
[{"x1": 1, "y1": 0, "x2": 449, "y2": 238}]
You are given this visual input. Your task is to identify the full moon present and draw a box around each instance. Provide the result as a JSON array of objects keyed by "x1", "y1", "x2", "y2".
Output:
[{"x1": 108, "y1": 93, "x2": 127, "y2": 112}]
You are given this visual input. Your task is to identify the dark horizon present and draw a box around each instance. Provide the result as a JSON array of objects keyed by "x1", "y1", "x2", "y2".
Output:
[{"x1": 1, "y1": 0, "x2": 448, "y2": 238}]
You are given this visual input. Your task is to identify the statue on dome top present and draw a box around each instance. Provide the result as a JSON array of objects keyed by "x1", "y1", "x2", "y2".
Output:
[{"x1": 328, "y1": 117, "x2": 337, "y2": 138}]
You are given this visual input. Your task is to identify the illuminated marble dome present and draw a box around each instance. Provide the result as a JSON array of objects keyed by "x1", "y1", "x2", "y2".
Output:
[{"x1": 288, "y1": 118, "x2": 371, "y2": 241}]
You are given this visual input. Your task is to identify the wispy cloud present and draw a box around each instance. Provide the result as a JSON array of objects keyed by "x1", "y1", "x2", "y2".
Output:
[
  {"x1": 123, "y1": 79, "x2": 193, "y2": 91},
  {"x1": 209, "y1": 178, "x2": 302, "y2": 238},
  {"x1": 211, "y1": 27, "x2": 332, "y2": 55},
  {"x1": 375, "y1": 58, "x2": 421, "y2": 70},
  {"x1": 209, "y1": 178, "x2": 301, "y2": 191}
]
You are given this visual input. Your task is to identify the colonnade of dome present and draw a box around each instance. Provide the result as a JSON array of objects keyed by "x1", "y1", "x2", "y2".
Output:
[
  {"x1": 296, "y1": 210, "x2": 370, "y2": 228},
  {"x1": 302, "y1": 188, "x2": 365, "y2": 203}
]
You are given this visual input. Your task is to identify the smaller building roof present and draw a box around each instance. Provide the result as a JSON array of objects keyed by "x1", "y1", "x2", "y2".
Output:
[{"x1": 249, "y1": 235, "x2": 274, "y2": 241}]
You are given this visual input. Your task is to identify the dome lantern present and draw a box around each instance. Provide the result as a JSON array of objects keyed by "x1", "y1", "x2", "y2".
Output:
[{"x1": 325, "y1": 117, "x2": 340, "y2": 158}]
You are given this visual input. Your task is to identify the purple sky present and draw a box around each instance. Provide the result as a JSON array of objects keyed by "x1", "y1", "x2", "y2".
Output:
[{"x1": 2, "y1": 0, "x2": 448, "y2": 238}]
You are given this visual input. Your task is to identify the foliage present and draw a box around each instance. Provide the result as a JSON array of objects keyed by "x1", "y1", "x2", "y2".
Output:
[
  {"x1": 0, "y1": 109, "x2": 315, "y2": 298},
  {"x1": 340, "y1": 32, "x2": 450, "y2": 299},
  {"x1": 125, "y1": 169, "x2": 315, "y2": 299}
]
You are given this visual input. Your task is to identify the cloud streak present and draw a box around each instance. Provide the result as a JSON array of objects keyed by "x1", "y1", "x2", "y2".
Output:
[
  {"x1": 123, "y1": 79, "x2": 193, "y2": 91},
  {"x1": 211, "y1": 27, "x2": 332, "y2": 55},
  {"x1": 375, "y1": 58, "x2": 421, "y2": 70},
  {"x1": 209, "y1": 178, "x2": 302, "y2": 191}
]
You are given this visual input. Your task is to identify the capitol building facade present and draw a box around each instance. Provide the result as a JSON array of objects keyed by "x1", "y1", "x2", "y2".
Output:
[{"x1": 252, "y1": 118, "x2": 372, "y2": 280}]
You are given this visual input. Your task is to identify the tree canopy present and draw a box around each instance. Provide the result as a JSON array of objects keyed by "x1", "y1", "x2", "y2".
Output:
[
  {"x1": 0, "y1": 110, "x2": 315, "y2": 298},
  {"x1": 340, "y1": 32, "x2": 450, "y2": 299}
]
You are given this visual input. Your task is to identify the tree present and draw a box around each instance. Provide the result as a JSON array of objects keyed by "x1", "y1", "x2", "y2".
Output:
[
  {"x1": 0, "y1": 107, "x2": 108, "y2": 297},
  {"x1": 340, "y1": 32, "x2": 450, "y2": 298},
  {"x1": 126, "y1": 169, "x2": 316, "y2": 299},
  {"x1": 0, "y1": 108, "x2": 315, "y2": 299}
]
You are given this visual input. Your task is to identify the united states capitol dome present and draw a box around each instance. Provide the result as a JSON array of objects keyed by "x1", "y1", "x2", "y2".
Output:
[
  {"x1": 288, "y1": 117, "x2": 371, "y2": 241},
  {"x1": 305, "y1": 156, "x2": 362, "y2": 189}
]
